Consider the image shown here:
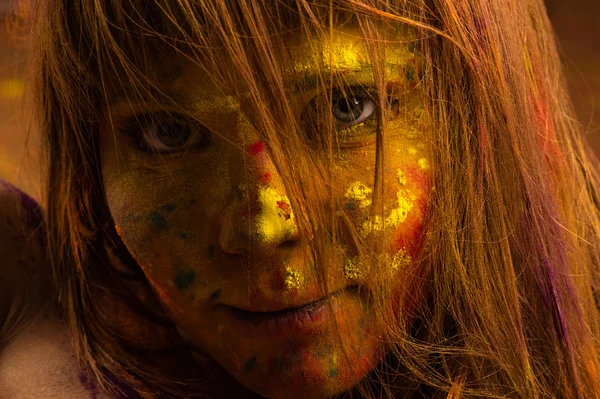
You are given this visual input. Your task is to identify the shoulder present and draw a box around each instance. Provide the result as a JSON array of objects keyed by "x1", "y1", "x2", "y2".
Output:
[
  {"x1": 0, "y1": 180, "x2": 50, "y2": 340},
  {"x1": 0, "y1": 314, "x2": 117, "y2": 398},
  {"x1": 0, "y1": 182, "x2": 118, "y2": 397},
  {"x1": 0, "y1": 179, "x2": 46, "y2": 269}
]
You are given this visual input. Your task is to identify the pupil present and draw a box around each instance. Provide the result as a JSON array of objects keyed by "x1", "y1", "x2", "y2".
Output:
[
  {"x1": 333, "y1": 97, "x2": 364, "y2": 123},
  {"x1": 157, "y1": 121, "x2": 191, "y2": 147}
]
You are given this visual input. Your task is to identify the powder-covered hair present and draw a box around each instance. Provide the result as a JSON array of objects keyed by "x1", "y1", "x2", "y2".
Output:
[{"x1": 25, "y1": 0, "x2": 600, "y2": 397}]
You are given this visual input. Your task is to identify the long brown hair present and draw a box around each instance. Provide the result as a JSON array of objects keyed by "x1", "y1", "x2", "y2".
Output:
[{"x1": 28, "y1": 0, "x2": 600, "y2": 397}]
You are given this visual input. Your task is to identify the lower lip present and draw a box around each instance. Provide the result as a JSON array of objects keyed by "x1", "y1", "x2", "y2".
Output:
[{"x1": 225, "y1": 288, "x2": 354, "y2": 338}]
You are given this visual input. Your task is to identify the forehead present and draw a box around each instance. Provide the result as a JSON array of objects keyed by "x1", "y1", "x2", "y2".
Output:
[{"x1": 107, "y1": 25, "x2": 416, "y2": 110}]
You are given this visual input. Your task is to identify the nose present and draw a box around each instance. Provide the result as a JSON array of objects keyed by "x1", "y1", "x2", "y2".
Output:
[{"x1": 218, "y1": 139, "x2": 300, "y2": 256}]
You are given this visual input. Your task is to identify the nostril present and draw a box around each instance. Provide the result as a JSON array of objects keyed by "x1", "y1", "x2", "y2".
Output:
[{"x1": 279, "y1": 240, "x2": 297, "y2": 249}]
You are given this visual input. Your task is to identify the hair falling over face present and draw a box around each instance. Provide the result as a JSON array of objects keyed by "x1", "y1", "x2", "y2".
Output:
[{"x1": 24, "y1": 0, "x2": 600, "y2": 397}]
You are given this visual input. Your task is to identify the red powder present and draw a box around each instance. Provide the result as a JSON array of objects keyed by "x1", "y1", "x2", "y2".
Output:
[
  {"x1": 248, "y1": 140, "x2": 265, "y2": 155},
  {"x1": 276, "y1": 201, "x2": 292, "y2": 220},
  {"x1": 393, "y1": 208, "x2": 427, "y2": 257},
  {"x1": 276, "y1": 201, "x2": 290, "y2": 211},
  {"x1": 240, "y1": 204, "x2": 260, "y2": 219},
  {"x1": 405, "y1": 166, "x2": 429, "y2": 188},
  {"x1": 260, "y1": 172, "x2": 272, "y2": 184}
]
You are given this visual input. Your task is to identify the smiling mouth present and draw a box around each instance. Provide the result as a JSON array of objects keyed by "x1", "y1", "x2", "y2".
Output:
[{"x1": 226, "y1": 286, "x2": 357, "y2": 337}]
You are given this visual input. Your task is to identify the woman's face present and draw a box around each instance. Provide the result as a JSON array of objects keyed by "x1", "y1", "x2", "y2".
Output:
[{"x1": 101, "y1": 26, "x2": 431, "y2": 399}]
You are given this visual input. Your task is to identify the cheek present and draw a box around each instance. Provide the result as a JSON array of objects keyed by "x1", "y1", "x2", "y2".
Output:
[
  {"x1": 385, "y1": 164, "x2": 431, "y2": 320},
  {"x1": 337, "y1": 151, "x2": 431, "y2": 285},
  {"x1": 391, "y1": 165, "x2": 430, "y2": 256},
  {"x1": 342, "y1": 164, "x2": 430, "y2": 253},
  {"x1": 102, "y1": 169, "x2": 221, "y2": 304}
]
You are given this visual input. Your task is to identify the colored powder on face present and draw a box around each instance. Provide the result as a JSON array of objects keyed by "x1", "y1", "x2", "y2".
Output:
[
  {"x1": 255, "y1": 186, "x2": 298, "y2": 244},
  {"x1": 284, "y1": 267, "x2": 305, "y2": 290},
  {"x1": 174, "y1": 269, "x2": 196, "y2": 291},
  {"x1": 397, "y1": 169, "x2": 407, "y2": 186},
  {"x1": 160, "y1": 203, "x2": 176, "y2": 213},
  {"x1": 418, "y1": 158, "x2": 429, "y2": 170},
  {"x1": 386, "y1": 189, "x2": 416, "y2": 226},
  {"x1": 179, "y1": 231, "x2": 197, "y2": 239},
  {"x1": 319, "y1": 40, "x2": 366, "y2": 71},
  {"x1": 390, "y1": 248, "x2": 412, "y2": 271},
  {"x1": 407, "y1": 147, "x2": 417, "y2": 156},
  {"x1": 209, "y1": 288, "x2": 221, "y2": 301},
  {"x1": 344, "y1": 257, "x2": 367, "y2": 280},
  {"x1": 248, "y1": 140, "x2": 265, "y2": 155},
  {"x1": 243, "y1": 356, "x2": 257, "y2": 374},
  {"x1": 260, "y1": 172, "x2": 272, "y2": 184},
  {"x1": 344, "y1": 181, "x2": 373, "y2": 209},
  {"x1": 361, "y1": 189, "x2": 416, "y2": 237},
  {"x1": 149, "y1": 211, "x2": 168, "y2": 230},
  {"x1": 276, "y1": 200, "x2": 292, "y2": 220}
]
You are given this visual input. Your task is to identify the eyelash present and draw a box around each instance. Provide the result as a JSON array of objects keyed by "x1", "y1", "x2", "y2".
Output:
[
  {"x1": 119, "y1": 112, "x2": 213, "y2": 154},
  {"x1": 301, "y1": 86, "x2": 382, "y2": 148},
  {"x1": 331, "y1": 87, "x2": 378, "y2": 129},
  {"x1": 117, "y1": 86, "x2": 385, "y2": 154}
]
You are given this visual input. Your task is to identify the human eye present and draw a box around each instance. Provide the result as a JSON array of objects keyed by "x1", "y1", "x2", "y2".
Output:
[
  {"x1": 331, "y1": 87, "x2": 377, "y2": 130},
  {"x1": 119, "y1": 111, "x2": 212, "y2": 154},
  {"x1": 301, "y1": 86, "x2": 379, "y2": 149}
]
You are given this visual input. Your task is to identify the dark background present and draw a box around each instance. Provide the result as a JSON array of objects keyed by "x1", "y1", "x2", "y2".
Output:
[{"x1": 0, "y1": 0, "x2": 598, "y2": 199}]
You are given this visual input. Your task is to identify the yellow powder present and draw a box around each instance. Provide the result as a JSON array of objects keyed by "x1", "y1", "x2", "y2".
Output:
[
  {"x1": 292, "y1": 30, "x2": 413, "y2": 82},
  {"x1": 361, "y1": 189, "x2": 416, "y2": 237},
  {"x1": 397, "y1": 169, "x2": 407, "y2": 186},
  {"x1": 321, "y1": 41, "x2": 364, "y2": 70},
  {"x1": 256, "y1": 186, "x2": 298, "y2": 244},
  {"x1": 387, "y1": 119, "x2": 420, "y2": 139},
  {"x1": 194, "y1": 94, "x2": 239, "y2": 113},
  {"x1": 344, "y1": 181, "x2": 373, "y2": 209},
  {"x1": 343, "y1": 257, "x2": 368, "y2": 280},
  {"x1": 284, "y1": 267, "x2": 305, "y2": 290},
  {"x1": 388, "y1": 189, "x2": 416, "y2": 226},
  {"x1": 418, "y1": 158, "x2": 429, "y2": 170},
  {"x1": 407, "y1": 147, "x2": 417, "y2": 156},
  {"x1": 390, "y1": 248, "x2": 412, "y2": 271}
]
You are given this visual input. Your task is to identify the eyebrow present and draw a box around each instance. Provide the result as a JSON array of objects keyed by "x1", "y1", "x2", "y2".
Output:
[
  {"x1": 106, "y1": 84, "x2": 197, "y2": 109},
  {"x1": 106, "y1": 66, "x2": 388, "y2": 110},
  {"x1": 291, "y1": 67, "x2": 377, "y2": 91}
]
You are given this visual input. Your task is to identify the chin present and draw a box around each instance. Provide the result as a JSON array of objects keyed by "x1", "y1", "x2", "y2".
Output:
[
  {"x1": 181, "y1": 283, "x2": 392, "y2": 398},
  {"x1": 235, "y1": 344, "x2": 384, "y2": 399}
]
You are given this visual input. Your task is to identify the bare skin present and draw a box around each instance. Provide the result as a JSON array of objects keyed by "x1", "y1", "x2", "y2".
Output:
[{"x1": 102, "y1": 27, "x2": 432, "y2": 399}]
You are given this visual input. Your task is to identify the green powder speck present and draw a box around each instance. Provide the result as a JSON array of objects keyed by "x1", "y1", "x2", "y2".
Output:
[
  {"x1": 161, "y1": 203, "x2": 176, "y2": 213},
  {"x1": 174, "y1": 269, "x2": 196, "y2": 291},
  {"x1": 243, "y1": 356, "x2": 257, "y2": 374},
  {"x1": 149, "y1": 211, "x2": 168, "y2": 230}
]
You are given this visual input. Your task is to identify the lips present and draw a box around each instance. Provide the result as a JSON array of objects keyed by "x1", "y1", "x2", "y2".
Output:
[{"x1": 224, "y1": 286, "x2": 356, "y2": 338}]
